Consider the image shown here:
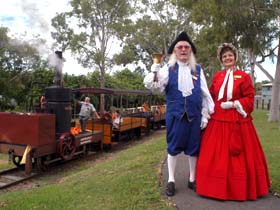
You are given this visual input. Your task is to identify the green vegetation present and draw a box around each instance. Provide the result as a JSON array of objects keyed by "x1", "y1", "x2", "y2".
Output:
[
  {"x1": 0, "y1": 154, "x2": 12, "y2": 170},
  {"x1": 0, "y1": 135, "x2": 171, "y2": 210},
  {"x1": 0, "y1": 109, "x2": 278, "y2": 209},
  {"x1": 252, "y1": 110, "x2": 280, "y2": 193}
]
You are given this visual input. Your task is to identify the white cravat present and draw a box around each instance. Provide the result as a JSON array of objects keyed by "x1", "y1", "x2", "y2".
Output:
[
  {"x1": 218, "y1": 68, "x2": 234, "y2": 101},
  {"x1": 178, "y1": 61, "x2": 194, "y2": 97}
]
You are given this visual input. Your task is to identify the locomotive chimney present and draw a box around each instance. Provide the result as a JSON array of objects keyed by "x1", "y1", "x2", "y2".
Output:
[
  {"x1": 45, "y1": 51, "x2": 72, "y2": 136},
  {"x1": 53, "y1": 50, "x2": 64, "y2": 86}
]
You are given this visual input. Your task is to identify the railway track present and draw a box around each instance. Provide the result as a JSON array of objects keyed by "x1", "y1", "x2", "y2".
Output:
[
  {"x1": 0, "y1": 167, "x2": 38, "y2": 189},
  {"x1": 0, "y1": 129, "x2": 165, "y2": 191},
  {"x1": 0, "y1": 150, "x2": 96, "y2": 190},
  {"x1": 0, "y1": 147, "x2": 104, "y2": 190}
]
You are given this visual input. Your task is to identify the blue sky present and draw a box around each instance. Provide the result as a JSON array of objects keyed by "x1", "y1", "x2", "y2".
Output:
[
  {"x1": 0, "y1": 16, "x2": 15, "y2": 22},
  {"x1": 0, "y1": 0, "x2": 277, "y2": 81}
]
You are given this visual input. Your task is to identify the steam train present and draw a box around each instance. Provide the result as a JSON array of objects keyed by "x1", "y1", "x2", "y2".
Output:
[
  {"x1": 0, "y1": 79, "x2": 106, "y2": 175},
  {"x1": 0, "y1": 52, "x2": 166, "y2": 175}
]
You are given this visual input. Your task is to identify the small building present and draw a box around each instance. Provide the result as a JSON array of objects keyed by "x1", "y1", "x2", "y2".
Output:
[{"x1": 261, "y1": 83, "x2": 273, "y2": 104}]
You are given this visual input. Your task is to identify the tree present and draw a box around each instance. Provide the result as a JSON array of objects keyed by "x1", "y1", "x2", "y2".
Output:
[
  {"x1": 105, "y1": 68, "x2": 147, "y2": 109},
  {"x1": 110, "y1": 68, "x2": 145, "y2": 90},
  {"x1": 26, "y1": 67, "x2": 54, "y2": 111},
  {"x1": 0, "y1": 27, "x2": 47, "y2": 111},
  {"x1": 269, "y1": 35, "x2": 280, "y2": 122},
  {"x1": 178, "y1": 0, "x2": 278, "y2": 78},
  {"x1": 257, "y1": 6, "x2": 280, "y2": 122},
  {"x1": 114, "y1": 0, "x2": 195, "y2": 73},
  {"x1": 51, "y1": 0, "x2": 134, "y2": 112},
  {"x1": 63, "y1": 73, "x2": 91, "y2": 89},
  {"x1": 178, "y1": 0, "x2": 280, "y2": 121}
]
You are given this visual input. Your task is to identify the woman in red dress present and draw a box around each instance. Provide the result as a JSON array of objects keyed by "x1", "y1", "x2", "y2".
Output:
[{"x1": 196, "y1": 43, "x2": 271, "y2": 201}]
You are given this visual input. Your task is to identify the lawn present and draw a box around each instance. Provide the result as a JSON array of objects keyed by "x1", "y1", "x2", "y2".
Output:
[
  {"x1": 0, "y1": 109, "x2": 278, "y2": 209},
  {"x1": 252, "y1": 109, "x2": 280, "y2": 194},
  {"x1": 0, "y1": 133, "x2": 172, "y2": 210}
]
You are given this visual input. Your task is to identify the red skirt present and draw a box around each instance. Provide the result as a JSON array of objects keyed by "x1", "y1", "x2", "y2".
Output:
[{"x1": 196, "y1": 119, "x2": 271, "y2": 201}]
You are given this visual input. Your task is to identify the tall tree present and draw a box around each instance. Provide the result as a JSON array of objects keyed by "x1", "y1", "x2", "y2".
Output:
[
  {"x1": 178, "y1": 0, "x2": 280, "y2": 121},
  {"x1": 0, "y1": 27, "x2": 47, "y2": 111},
  {"x1": 113, "y1": 0, "x2": 195, "y2": 74},
  {"x1": 51, "y1": 0, "x2": 134, "y2": 112},
  {"x1": 179, "y1": 0, "x2": 278, "y2": 78},
  {"x1": 267, "y1": 8, "x2": 280, "y2": 122},
  {"x1": 253, "y1": 2, "x2": 280, "y2": 122}
]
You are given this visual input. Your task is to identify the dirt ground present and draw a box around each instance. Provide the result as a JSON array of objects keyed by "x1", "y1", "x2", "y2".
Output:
[{"x1": 0, "y1": 129, "x2": 166, "y2": 194}]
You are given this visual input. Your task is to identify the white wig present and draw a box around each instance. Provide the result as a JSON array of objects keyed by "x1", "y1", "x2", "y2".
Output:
[{"x1": 168, "y1": 52, "x2": 197, "y2": 71}]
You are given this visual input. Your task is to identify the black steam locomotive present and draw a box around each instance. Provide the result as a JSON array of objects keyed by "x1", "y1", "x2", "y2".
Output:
[{"x1": 0, "y1": 51, "x2": 103, "y2": 174}]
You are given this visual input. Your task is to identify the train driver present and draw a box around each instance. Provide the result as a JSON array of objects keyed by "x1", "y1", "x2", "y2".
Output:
[{"x1": 77, "y1": 97, "x2": 100, "y2": 133}]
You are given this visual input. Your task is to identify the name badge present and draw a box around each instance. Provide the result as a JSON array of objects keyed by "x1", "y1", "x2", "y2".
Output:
[{"x1": 234, "y1": 75, "x2": 242, "y2": 79}]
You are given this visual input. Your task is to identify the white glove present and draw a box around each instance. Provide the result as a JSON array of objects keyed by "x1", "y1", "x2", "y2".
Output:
[
  {"x1": 201, "y1": 108, "x2": 210, "y2": 119},
  {"x1": 220, "y1": 101, "x2": 234, "y2": 109},
  {"x1": 151, "y1": 64, "x2": 161, "y2": 73},
  {"x1": 233, "y1": 100, "x2": 247, "y2": 118},
  {"x1": 200, "y1": 116, "x2": 208, "y2": 130}
]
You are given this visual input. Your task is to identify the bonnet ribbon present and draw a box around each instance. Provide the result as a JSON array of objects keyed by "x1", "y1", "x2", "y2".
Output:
[{"x1": 218, "y1": 68, "x2": 233, "y2": 101}]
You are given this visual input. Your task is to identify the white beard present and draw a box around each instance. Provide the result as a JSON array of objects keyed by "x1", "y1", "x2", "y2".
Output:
[{"x1": 168, "y1": 52, "x2": 197, "y2": 70}]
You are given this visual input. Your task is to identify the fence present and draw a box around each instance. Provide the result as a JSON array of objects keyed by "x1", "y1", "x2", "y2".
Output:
[{"x1": 255, "y1": 99, "x2": 271, "y2": 110}]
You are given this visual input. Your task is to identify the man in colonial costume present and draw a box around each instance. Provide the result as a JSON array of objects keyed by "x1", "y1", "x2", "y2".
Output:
[{"x1": 144, "y1": 31, "x2": 214, "y2": 196}]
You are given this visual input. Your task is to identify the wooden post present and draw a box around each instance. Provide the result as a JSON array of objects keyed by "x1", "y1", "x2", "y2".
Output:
[
  {"x1": 25, "y1": 150, "x2": 33, "y2": 175},
  {"x1": 267, "y1": 99, "x2": 271, "y2": 110}
]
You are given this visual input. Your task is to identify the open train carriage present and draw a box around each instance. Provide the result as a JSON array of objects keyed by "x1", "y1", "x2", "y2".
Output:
[
  {"x1": 72, "y1": 87, "x2": 161, "y2": 148},
  {"x1": 149, "y1": 104, "x2": 166, "y2": 129}
]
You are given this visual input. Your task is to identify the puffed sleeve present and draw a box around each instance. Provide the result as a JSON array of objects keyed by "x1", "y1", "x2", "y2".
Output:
[
  {"x1": 209, "y1": 73, "x2": 218, "y2": 100},
  {"x1": 236, "y1": 73, "x2": 255, "y2": 115},
  {"x1": 143, "y1": 64, "x2": 169, "y2": 93},
  {"x1": 200, "y1": 68, "x2": 214, "y2": 115}
]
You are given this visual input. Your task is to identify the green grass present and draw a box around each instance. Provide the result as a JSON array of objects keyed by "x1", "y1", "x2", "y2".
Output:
[
  {"x1": 0, "y1": 109, "x2": 278, "y2": 209},
  {"x1": 252, "y1": 109, "x2": 280, "y2": 193},
  {"x1": 0, "y1": 135, "x2": 172, "y2": 210},
  {"x1": 0, "y1": 154, "x2": 14, "y2": 170}
]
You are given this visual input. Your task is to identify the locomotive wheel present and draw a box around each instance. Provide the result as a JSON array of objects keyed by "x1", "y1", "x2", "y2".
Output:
[
  {"x1": 36, "y1": 157, "x2": 48, "y2": 172},
  {"x1": 156, "y1": 122, "x2": 161, "y2": 130},
  {"x1": 58, "y1": 133, "x2": 76, "y2": 161},
  {"x1": 12, "y1": 155, "x2": 22, "y2": 167},
  {"x1": 103, "y1": 144, "x2": 112, "y2": 152}
]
